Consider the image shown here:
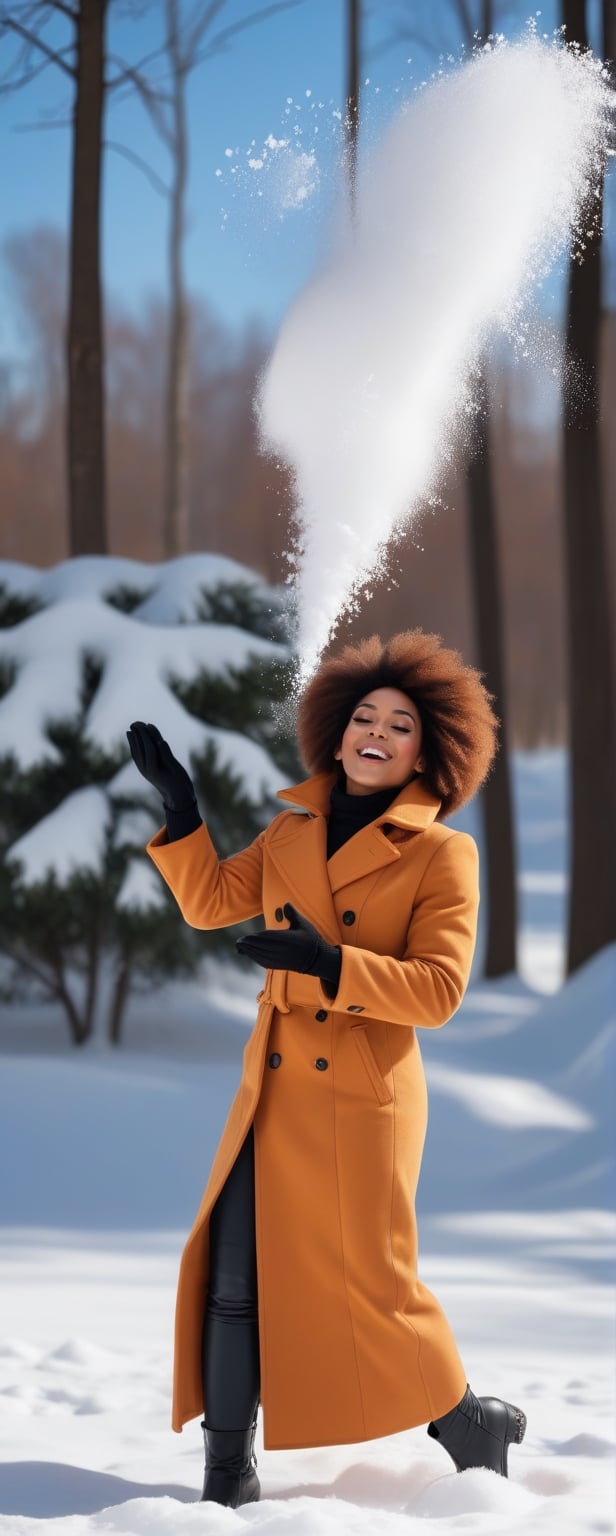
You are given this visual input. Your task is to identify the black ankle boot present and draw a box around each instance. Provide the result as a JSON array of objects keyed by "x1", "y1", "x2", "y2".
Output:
[
  {"x1": 427, "y1": 1383, "x2": 526, "y2": 1477},
  {"x1": 200, "y1": 1409, "x2": 260, "y2": 1506}
]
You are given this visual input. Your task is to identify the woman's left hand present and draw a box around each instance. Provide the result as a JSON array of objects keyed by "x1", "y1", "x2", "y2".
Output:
[{"x1": 236, "y1": 903, "x2": 341, "y2": 989}]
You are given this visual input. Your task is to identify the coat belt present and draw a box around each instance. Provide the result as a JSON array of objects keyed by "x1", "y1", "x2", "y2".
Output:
[{"x1": 257, "y1": 969, "x2": 291, "y2": 1014}]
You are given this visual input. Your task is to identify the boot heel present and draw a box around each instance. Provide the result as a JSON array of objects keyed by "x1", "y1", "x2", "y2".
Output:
[{"x1": 505, "y1": 1402, "x2": 527, "y2": 1444}]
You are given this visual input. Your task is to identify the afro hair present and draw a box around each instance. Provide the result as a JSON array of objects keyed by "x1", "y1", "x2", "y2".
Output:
[{"x1": 295, "y1": 629, "x2": 499, "y2": 819}]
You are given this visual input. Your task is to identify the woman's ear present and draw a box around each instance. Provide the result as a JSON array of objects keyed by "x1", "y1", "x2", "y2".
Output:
[
  {"x1": 333, "y1": 745, "x2": 342, "y2": 761},
  {"x1": 415, "y1": 757, "x2": 425, "y2": 773}
]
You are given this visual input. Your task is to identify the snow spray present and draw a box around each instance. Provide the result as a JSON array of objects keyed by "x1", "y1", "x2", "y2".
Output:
[{"x1": 257, "y1": 33, "x2": 612, "y2": 689}]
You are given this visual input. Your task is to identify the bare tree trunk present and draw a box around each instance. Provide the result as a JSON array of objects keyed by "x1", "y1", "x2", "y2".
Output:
[
  {"x1": 52, "y1": 958, "x2": 92, "y2": 1045},
  {"x1": 108, "y1": 955, "x2": 132, "y2": 1045},
  {"x1": 162, "y1": 0, "x2": 190, "y2": 558},
  {"x1": 82, "y1": 917, "x2": 100, "y2": 1037},
  {"x1": 562, "y1": 0, "x2": 616, "y2": 972},
  {"x1": 67, "y1": 0, "x2": 108, "y2": 555},
  {"x1": 345, "y1": 0, "x2": 361, "y2": 217},
  {"x1": 458, "y1": 0, "x2": 516, "y2": 976},
  {"x1": 1, "y1": 940, "x2": 92, "y2": 1045},
  {"x1": 467, "y1": 365, "x2": 517, "y2": 975},
  {"x1": 122, "y1": 1, "x2": 302, "y2": 558},
  {"x1": 603, "y1": 0, "x2": 615, "y2": 74},
  {"x1": 2, "y1": 943, "x2": 68, "y2": 1026}
]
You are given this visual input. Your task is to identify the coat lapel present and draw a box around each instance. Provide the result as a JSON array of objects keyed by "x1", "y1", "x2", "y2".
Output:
[
  {"x1": 271, "y1": 771, "x2": 442, "y2": 918},
  {"x1": 325, "y1": 823, "x2": 400, "y2": 894},
  {"x1": 267, "y1": 807, "x2": 341, "y2": 945}
]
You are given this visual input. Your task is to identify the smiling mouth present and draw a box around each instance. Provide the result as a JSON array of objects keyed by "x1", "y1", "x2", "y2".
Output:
[{"x1": 358, "y1": 749, "x2": 391, "y2": 761}]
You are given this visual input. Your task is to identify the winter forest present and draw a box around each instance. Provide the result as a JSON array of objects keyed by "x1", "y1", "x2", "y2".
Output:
[{"x1": 0, "y1": 0, "x2": 615, "y2": 1532}]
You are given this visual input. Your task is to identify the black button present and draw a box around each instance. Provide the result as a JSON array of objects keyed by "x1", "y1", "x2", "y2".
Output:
[
  {"x1": 314, "y1": 1057, "x2": 329, "y2": 1071},
  {"x1": 348, "y1": 1004, "x2": 364, "y2": 1013},
  {"x1": 315, "y1": 1009, "x2": 328, "y2": 1022},
  {"x1": 268, "y1": 1052, "x2": 281, "y2": 1068},
  {"x1": 275, "y1": 907, "x2": 283, "y2": 922},
  {"x1": 342, "y1": 910, "x2": 355, "y2": 925}
]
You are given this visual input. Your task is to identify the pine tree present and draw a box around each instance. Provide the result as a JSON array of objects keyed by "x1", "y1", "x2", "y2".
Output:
[{"x1": 0, "y1": 561, "x2": 301, "y2": 1046}]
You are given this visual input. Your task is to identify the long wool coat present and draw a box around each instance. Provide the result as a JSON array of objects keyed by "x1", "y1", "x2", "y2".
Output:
[{"x1": 145, "y1": 769, "x2": 479, "y2": 1450}]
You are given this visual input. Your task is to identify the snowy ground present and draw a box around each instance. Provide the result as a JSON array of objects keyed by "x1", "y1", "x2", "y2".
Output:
[{"x1": 0, "y1": 751, "x2": 614, "y2": 1534}]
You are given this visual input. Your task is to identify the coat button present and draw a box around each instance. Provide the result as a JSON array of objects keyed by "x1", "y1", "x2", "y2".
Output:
[
  {"x1": 342, "y1": 910, "x2": 355, "y2": 925},
  {"x1": 268, "y1": 1052, "x2": 282, "y2": 1068},
  {"x1": 314, "y1": 1057, "x2": 329, "y2": 1070},
  {"x1": 275, "y1": 907, "x2": 283, "y2": 922},
  {"x1": 315, "y1": 1009, "x2": 328, "y2": 1022}
]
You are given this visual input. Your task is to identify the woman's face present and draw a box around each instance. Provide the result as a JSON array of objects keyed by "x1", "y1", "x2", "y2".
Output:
[{"x1": 334, "y1": 686, "x2": 425, "y2": 797}]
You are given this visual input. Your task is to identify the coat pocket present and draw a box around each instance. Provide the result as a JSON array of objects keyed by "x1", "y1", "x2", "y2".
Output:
[{"x1": 350, "y1": 1024, "x2": 393, "y2": 1107}]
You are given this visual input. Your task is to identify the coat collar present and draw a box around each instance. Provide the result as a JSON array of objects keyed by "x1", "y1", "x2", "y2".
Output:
[
  {"x1": 267, "y1": 772, "x2": 442, "y2": 921},
  {"x1": 276, "y1": 770, "x2": 442, "y2": 831}
]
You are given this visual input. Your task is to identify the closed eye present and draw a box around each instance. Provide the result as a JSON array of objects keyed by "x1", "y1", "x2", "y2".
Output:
[{"x1": 353, "y1": 715, "x2": 411, "y2": 733}]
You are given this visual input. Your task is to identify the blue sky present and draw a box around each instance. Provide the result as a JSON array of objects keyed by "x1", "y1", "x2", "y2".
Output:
[{"x1": 0, "y1": 0, "x2": 611, "y2": 365}]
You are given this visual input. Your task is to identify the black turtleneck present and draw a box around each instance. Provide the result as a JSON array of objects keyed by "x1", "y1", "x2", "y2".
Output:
[{"x1": 326, "y1": 780, "x2": 409, "y2": 860}]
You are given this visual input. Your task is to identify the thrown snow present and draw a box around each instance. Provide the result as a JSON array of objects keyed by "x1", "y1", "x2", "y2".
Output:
[
  {"x1": 258, "y1": 35, "x2": 612, "y2": 679},
  {"x1": 215, "y1": 96, "x2": 330, "y2": 225}
]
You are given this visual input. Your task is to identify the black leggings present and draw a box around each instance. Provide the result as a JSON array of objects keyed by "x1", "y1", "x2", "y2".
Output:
[{"x1": 201, "y1": 1124, "x2": 260, "y2": 1430}]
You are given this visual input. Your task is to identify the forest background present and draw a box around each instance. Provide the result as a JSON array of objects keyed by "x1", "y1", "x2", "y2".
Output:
[
  {"x1": 1, "y1": 0, "x2": 614, "y2": 746},
  {"x1": 0, "y1": 0, "x2": 615, "y2": 1044}
]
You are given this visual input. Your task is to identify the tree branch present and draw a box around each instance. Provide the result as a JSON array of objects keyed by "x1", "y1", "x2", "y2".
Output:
[
  {"x1": 194, "y1": 0, "x2": 306, "y2": 65},
  {"x1": 106, "y1": 57, "x2": 174, "y2": 145},
  {"x1": 12, "y1": 113, "x2": 72, "y2": 130},
  {"x1": 0, "y1": 48, "x2": 71, "y2": 92},
  {"x1": 366, "y1": 26, "x2": 410, "y2": 63},
  {"x1": 49, "y1": 952, "x2": 89, "y2": 1044},
  {"x1": 367, "y1": 18, "x2": 444, "y2": 60},
  {"x1": 0, "y1": 940, "x2": 59, "y2": 997},
  {"x1": 183, "y1": 0, "x2": 227, "y2": 62},
  {"x1": 0, "y1": 15, "x2": 75, "y2": 78},
  {"x1": 604, "y1": 0, "x2": 615, "y2": 72},
  {"x1": 46, "y1": 0, "x2": 77, "y2": 18},
  {"x1": 454, "y1": 0, "x2": 476, "y2": 48},
  {"x1": 367, "y1": 0, "x2": 479, "y2": 63},
  {"x1": 105, "y1": 42, "x2": 168, "y2": 92},
  {"x1": 108, "y1": 952, "x2": 133, "y2": 1045},
  {"x1": 105, "y1": 136, "x2": 170, "y2": 196}
]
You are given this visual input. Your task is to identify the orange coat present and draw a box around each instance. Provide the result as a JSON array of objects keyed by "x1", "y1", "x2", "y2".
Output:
[{"x1": 145, "y1": 769, "x2": 479, "y2": 1449}]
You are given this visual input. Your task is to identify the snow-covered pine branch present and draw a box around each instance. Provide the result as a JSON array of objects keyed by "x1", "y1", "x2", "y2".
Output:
[{"x1": 0, "y1": 553, "x2": 300, "y2": 1046}]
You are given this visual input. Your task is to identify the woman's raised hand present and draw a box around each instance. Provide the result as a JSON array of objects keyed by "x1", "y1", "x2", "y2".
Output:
[{"x1": 126, "y1": 721, "x2": 197, "y2": 812}]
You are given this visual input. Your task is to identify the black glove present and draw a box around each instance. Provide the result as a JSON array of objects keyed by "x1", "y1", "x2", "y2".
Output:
[
  {"x1": 236, "y1": 903, "x2": 342, "y2": 994},
  {"x1": 126, "y1": 721, "x2": 198, "y2": 817}
]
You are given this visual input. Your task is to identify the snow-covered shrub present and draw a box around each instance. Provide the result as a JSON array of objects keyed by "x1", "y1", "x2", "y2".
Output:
[{"x1": 0, "y1": 555, "x2": 300, "y2": 1045}]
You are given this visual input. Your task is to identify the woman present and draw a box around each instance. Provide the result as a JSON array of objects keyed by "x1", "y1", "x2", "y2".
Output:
[{"x1": 127, "y1": 629, "x2": 526, "y2": 1508}]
